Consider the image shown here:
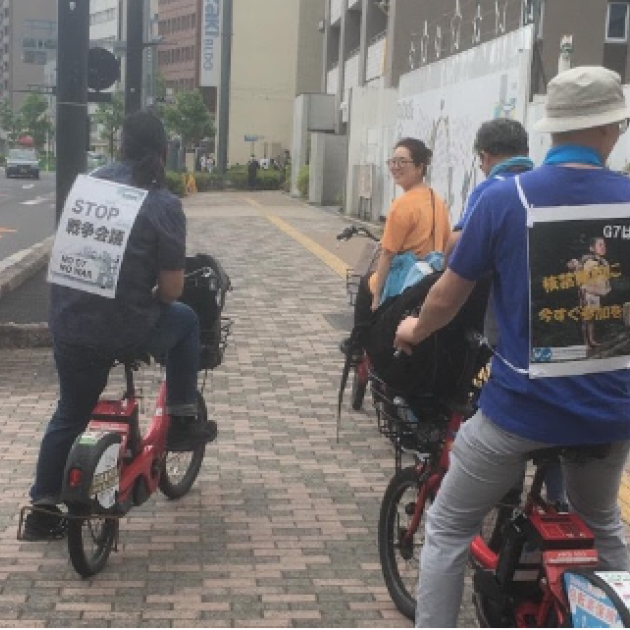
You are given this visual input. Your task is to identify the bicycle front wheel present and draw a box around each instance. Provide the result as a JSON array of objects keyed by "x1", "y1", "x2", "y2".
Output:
[
  {"x1": 159, "y1": 391, "x2": 208, "y2": 499},
  {"x1": 351, "y1": 367, "x2": 367, "y2": 410},
  {"x1": 378, "y1": 465, "x2": 431, "y2": 621},
  {"x1": 67, "y1": 514, "x2": 118, "y2": 578}
]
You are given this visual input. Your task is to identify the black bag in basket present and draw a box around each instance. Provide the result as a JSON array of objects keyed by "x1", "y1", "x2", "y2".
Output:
[
  {"x1": 362, "y1": 272, "x2": 491, "y2": 406},
  {"x1": 180, "y1": 253, "x2": 231, "y2": 370}
]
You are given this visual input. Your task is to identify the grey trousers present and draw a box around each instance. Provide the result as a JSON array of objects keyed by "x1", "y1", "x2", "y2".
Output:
[{"x1": 415, "y1": 411, "x2": 630, "y2": 627}]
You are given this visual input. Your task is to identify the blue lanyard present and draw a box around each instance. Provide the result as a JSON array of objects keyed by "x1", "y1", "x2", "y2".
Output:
[{"x1": 543, "y1": 145, "x2": 604, "y2": 167}]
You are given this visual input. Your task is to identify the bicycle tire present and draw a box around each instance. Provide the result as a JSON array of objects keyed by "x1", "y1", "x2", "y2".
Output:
[
  {"x1": 379, "y1": 465, "x2": 431, "y2": 621},
  {"x1": 67, "y1": 513, "x2": 118, "y2": 578},
  {"x1": 351, "y1": 367, "x2": 367, "y2": 410},
  {"x1": 159, "y1": 391, "x2": 208, "y2": 499}
]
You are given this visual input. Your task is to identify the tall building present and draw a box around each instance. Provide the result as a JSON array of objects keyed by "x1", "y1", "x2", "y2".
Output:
[
  {"x1": 156, "y1": 0, "x2": 325, "y2": 163},
  {"x1": 312, "y1": 0, "x2": 630, "y2": 217},
  {"x1": 0, "y1": 0, "x2": 57, "y2": 109}
]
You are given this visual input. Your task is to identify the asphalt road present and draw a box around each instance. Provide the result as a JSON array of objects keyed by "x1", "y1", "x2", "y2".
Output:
[{"x1": 0, "y1": 169, "x2": 56, "y2": 260}]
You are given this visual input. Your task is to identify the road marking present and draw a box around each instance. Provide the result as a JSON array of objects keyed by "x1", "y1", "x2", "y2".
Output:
[
  {"x1": 245, "y1": 198, "x2": 348, "y2": 278},
  {"x1": 0, "y1": 226, "x2": 16, "y2": 239},
  {"x1": 21, "y1": 196, "x2": 48, "y2": 205}
]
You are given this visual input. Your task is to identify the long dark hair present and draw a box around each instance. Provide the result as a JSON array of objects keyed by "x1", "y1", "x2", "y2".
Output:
[{"x1": 120, "y1": 110, "x2": 167, "y2": 189}]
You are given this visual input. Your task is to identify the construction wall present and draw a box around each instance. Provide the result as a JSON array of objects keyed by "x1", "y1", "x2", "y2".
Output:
[{"x1": 395, "y1": 25, "x2": 534, "y2": 224}]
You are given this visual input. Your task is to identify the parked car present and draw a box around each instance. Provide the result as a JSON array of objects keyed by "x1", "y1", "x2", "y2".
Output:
[{"x1": 6, "y1": 148, "x2": 39, "y2": 179}]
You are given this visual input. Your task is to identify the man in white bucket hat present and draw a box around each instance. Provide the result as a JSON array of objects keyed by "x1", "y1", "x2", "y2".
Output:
[{"x1": 395, "y1": 66, "x2": 630, "y2": 627}]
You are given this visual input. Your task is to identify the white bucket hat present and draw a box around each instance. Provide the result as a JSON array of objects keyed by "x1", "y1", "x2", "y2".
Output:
[{"x1": 533, "y1": 66, "x2": 630, "y2": 133}]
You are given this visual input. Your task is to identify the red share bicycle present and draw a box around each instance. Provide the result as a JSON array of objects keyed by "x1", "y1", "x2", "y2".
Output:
[
  {"x1": 337, "y1": 224, "x2": 380, "y2": 411},
  {"x1": 18, "y1": 258, "x2": 232, "y2": 578},
  {"x1": 377, "y1": 335, "x2": 630, "y2": 627}
]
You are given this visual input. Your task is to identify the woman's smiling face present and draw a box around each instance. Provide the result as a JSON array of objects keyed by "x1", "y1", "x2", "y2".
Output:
[{"x1": 388, "y1": 145, "x2": 424, "y2": 191}]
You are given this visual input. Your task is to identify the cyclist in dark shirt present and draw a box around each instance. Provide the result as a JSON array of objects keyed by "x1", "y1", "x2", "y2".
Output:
[{"x1": 24, "y1": 110, "x2": 216, "y2": 541}]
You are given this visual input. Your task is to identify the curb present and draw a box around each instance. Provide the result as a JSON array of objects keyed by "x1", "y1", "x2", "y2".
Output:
[
  {"x1": 0, "y1": 236, "x2": 52, "y2": 348},
  {"x1": 0, "y1": 236, "x2": 53, "y2": 299}
]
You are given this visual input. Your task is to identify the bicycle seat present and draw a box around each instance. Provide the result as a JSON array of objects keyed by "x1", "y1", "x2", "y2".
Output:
[
  {"x1": 114, "y1": 351, "x2": 152, "y2": 368},
  {"x1": 530, "y1": 443, "x2": 611, "y2": 466}
]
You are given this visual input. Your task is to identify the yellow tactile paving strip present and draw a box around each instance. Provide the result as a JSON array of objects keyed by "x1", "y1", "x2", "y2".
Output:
[
  {"x1": 245, "y1": 197, "x2": 348, "y2": 279},
  {"x1": 251, "y1": 196, "x2": 630, "y2": 524}
]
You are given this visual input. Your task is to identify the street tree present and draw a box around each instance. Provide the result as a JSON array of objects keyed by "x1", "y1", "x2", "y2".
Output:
[
  {"x1": 20, "y1": 93, "x2": 52, "y2": 149},
  {"x1": 93, "y1": 92, "x2": 125, "y2": 159},
  {"x1": 0, "y1": 99, "x2": 24, "y2": 145},
  {"x1": 162, "y1": 90, "x2": 214, "y2": 147}
]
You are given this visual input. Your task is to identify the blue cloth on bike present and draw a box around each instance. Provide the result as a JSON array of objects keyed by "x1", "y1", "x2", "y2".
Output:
[{"x1": 380, "y1": 251, "x2": 443, "y2": 304}]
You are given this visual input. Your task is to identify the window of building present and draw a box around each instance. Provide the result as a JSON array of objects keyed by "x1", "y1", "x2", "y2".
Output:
[
  {"x1": 23, "y1": 50, "x2": 47, "y2": 65},
  {"x1": 606, "y1": 2, "x2": 629, "y2": 42}
]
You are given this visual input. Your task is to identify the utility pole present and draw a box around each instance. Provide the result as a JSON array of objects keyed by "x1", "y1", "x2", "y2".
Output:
[
  {"x1": 125, "y1": 0, "x2": 144, "y2": 114},
  {"x1": 56, "y1": 0, "x2": 90, "y2": 223},
  {"x1": 217, "y1": 0, "x2": 233, "y2": 174}
]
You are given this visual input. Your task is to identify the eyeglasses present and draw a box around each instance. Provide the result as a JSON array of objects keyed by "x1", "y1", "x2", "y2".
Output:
[
  {"x1": 386, "y1": 158, "x2": 415, "y2": 168},
  {"x1": 620, "y1": 118, "x2": 630, "y2": 134}
]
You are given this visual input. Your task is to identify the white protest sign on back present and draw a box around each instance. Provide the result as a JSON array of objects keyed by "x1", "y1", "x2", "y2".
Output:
[{"x1": 48, "y1": 174, "x2": 148, "y2": 298}]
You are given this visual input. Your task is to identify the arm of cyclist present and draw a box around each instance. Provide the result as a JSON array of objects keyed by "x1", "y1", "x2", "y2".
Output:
[
  {"x1": 370, "y1": 247, "x2": 395, "y2": 310},
  {"x1": 153, "y1": 269, "x2": 185, "y2": 304},
  {"x1": 394, "y1": 268, "x2": 476, "y2": 353}
]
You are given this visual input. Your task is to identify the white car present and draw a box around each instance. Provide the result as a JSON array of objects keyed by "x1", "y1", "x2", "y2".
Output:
[{"x1": 6, "y1": 148, "x2": 39, "y2": 179}]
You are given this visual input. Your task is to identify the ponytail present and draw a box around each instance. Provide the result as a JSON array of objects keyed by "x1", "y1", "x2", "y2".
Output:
[{"x1": 120, "y1": 110, "x2": 168, "y2": 189}]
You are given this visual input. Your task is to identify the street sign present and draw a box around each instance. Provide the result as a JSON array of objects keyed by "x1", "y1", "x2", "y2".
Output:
[{"x1": 244, "y1": 135, "x2": 260, "y2": 142}]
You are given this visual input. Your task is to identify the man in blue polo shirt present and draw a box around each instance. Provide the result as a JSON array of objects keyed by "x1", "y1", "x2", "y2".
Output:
[
  {"x1": 395, "y1": 66, "x2": 630, "y2": 627},
  {"x1": 445, "y1": 117, "x2": 533, "y2": 259}
]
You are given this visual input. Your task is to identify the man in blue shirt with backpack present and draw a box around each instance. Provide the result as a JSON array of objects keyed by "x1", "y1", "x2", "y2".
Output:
[{"x1": 395, "y1": 66, "x2": 630, "y2": 627}]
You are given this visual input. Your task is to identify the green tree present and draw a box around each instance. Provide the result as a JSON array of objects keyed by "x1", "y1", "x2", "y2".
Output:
[
  {"x1": 20, "y1": 93, "x2": 52, "y2": 149},
  {"x1": 93, "y1": 92, "x2": 125, "y2": 159},
  {"x1": 162, "y1": 90, "x2": 214, "y2": 147},
  {"x1": 0, "y1": 99, "x2": 24, "y2": 144}
]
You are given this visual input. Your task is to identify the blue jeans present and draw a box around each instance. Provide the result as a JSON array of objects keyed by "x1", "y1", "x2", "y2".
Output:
[{"x1": 30, "y1": 301, "x2": 199, "y2": 503}]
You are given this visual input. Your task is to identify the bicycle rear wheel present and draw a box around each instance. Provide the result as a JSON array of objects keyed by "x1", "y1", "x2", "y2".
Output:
[
  {"x1": 159, "y1": 391, "x2": 208, "y2": 499},
  {"x1": 378, "y1": 465, "x2": 430, "y2": 621},
  {"x1": 67, "y1": 513, "x2": 118, "y2": 578}
]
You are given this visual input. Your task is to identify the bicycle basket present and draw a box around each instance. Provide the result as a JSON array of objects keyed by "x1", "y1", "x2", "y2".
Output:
[
  {"x1": 180, "y1": 253, "x2": 232, "y2": 370},
  {"x1": 370, "y1": 373, "x2": 449, "y2": 463}
]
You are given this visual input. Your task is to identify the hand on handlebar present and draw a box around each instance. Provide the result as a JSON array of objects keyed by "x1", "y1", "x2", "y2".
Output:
[{"x1": 393, "y1": 316, "x2": 421, "y2": 356}]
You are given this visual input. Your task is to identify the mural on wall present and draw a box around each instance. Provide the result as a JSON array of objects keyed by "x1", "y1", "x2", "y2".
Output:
[{"x1": 394, "y1": 25, "x2": 533, "y2": 223}]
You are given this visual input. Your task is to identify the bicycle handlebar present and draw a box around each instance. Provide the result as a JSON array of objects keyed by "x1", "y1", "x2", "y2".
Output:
[
  {"x1": 336, "y1": 224, "x2": 380, "y2": 242},
  {"x1": 393, "y1": 329, "x2": 486, "y2": 359}
]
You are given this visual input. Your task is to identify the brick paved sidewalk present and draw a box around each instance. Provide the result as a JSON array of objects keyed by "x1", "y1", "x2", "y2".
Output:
[{"x1": 3, "y1": 190, "x2": 625, "y2": 627}]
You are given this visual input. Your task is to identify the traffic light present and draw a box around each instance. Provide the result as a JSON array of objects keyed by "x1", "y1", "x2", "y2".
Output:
[{"x1": 87, "y1": 47, "x2": 120, "y2": 92}]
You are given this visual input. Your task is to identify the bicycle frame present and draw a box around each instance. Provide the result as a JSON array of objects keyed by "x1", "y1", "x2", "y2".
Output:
[
  {"x1": 91, "y1": 372, "x2": 168, "y2": 506},
  {"x1": 470, "y1": 461, "x2": 600, "y2": 628},
  {"x1": 402, "y1": 410, "x2": 464, "y2": 543},
  {"x1": 62, "y1": 362, "x2": 169, "y2": 513}
]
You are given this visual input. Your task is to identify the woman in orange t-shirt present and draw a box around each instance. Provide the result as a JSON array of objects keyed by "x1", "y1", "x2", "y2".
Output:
[{"x1": 368, "y1": 137, "x2": 450, "y2": 311}]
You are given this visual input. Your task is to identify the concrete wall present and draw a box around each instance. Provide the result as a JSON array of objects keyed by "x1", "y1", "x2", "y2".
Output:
[
  {"x1": 346, "y1": 78, "x2": 397, "y2": 219},
  {"x1": 309, "y1": 132, "x2": 348, "y2": 205},
  {"x1": 295, "y1": 1, "x2": 326, "y2": 95},
  {"x1": 291, "y1": 93, "x2": 336, "y2": 197}
]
